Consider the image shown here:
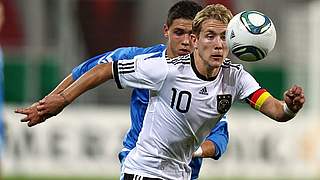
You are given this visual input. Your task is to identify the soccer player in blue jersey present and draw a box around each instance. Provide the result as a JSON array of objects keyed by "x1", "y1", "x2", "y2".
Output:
[{"x1": 15, "y1": 1, "x2": 228, "y2": 179}]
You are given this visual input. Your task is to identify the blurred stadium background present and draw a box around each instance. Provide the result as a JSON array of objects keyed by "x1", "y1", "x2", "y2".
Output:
[{"x1": 2, "y1": 0, "x2": 320, "y2": 179}]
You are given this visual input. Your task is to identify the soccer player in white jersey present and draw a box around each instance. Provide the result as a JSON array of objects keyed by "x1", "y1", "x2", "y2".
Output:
[
  {"x1": 15, "y1": 1, "x2": 229, "y2": 179},
  {"x1": 16, "y1": 3, "x2": 305, "y2": 180}
]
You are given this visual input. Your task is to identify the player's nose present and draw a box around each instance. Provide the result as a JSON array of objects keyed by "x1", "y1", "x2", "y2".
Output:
[{"x1": 181, "y1": 34, "x2": 191, "y2": 46}]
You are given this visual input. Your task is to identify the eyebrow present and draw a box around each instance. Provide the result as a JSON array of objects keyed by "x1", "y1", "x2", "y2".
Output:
[
  {"x1": 174, "y1": 27, "x2": 185, "y2": 31},
  {"x1": 205, "y1": 30, "x2": 226, "y2": 35},
  {"x1": 174, "y1": 28, "x2": 192, "y2": 34}
]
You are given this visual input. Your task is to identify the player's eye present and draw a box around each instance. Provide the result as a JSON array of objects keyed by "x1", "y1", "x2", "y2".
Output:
[
  {"x1": 220, "y1": 32, "x2": 226, "y2": 41},
  {"x1": 174, "y1": 29, "x2": 185, "y2": 36},
  {"x1": 220, "y1": 34, "x2": 226, "y2": 41},
  {"x1": 206, "y1": 34, "x2": 214, "y2": 39}
]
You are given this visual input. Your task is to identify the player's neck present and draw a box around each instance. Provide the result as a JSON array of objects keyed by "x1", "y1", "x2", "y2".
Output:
[
  {"x1": 193, "y1": 52, "x2": 220, "y2": 79},
  {"x1": 165, "y1": 49, "x2": 174, "y2": 59}
]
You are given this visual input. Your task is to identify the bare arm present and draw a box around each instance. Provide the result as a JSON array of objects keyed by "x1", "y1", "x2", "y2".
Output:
[
  {"x1": 48, "y1": 73, "x2": 74, "y2": 95},
  {"x1": 194, "y1": 85, "x2": 305, "y2": 158},
  {"x1": 60, "y1": 63, "x2": 113, "y2": 103},
  {"x1": 193, "y1": 119, "x2": 229, "y2": 159},
  {"x1": 37, "y1": 63, "x2": 113, "y2": 115},
  {"x1": 14, "y1": 74, "x2": 75, "y2": 126},
  {"x1": 16, "y1": 63, "x2": 113, "y2": 127},
  {"x1": 201, "y1": 140, "x2": 216, "y2": 157},
  {"x1": 193, "y1": 140, "x2": 216, "y2": 158},
  {"x1": 259, "y1": 85, "x2": 305, "y2": 122}
]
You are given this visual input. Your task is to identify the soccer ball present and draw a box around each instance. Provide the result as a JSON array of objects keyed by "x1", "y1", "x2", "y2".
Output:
[{"x1": 226, "y1": 10, "x2": 276, "y2": 62}]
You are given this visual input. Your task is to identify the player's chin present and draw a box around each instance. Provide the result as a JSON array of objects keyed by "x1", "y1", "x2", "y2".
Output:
[
  {"x1": 209, "y1": 58, "x2": 223, "y2": 67},
  {"x1": 211, "y1": 56, "x2": 223, "y2": 62}
]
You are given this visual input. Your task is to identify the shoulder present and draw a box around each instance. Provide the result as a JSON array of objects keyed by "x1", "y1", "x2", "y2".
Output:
[
  {"x1": 166, "y1": 54, "x2": 191, "y2": 65},
  {"x1": 220, "y1": 58, "x2": 249, "y2": 76},
  {"x1": 143, "y1": 44, "x2": 166, "y2": 53},
  {"x1": 99, "y1": 44, "x2": 166, "y2": 63},
  {"x1": 219, "y1": 59, "x2": 257, "y2": 87},
  {"x1": 138, "y1": 54, "x2": 192, "y2": 79},
  {"x1": 115, "y1": 54, "x2": 168, "y2": 83},
  {"x1": 221, "y1": 59, "x2": 243, "y2": 71},
  {"x1": 136, "y1": 55, "x2": 169, "y2": 80},
  {"x1": 123, "y1": 44, "x2": 166, "y2": 56}
]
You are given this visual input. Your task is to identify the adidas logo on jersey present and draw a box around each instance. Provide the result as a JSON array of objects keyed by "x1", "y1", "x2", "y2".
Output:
[{"x1": 199, "y1": 87, "x2": 208, "y2": 95}]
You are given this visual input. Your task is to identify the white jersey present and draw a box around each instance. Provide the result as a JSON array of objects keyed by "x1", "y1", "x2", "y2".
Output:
[{"x1": 112, "y1": 53, "x2": 260, "y2": 179}]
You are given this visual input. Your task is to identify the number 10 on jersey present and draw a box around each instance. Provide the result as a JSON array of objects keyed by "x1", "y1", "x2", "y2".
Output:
[{"x1": 170, "y1": 88, "x2": 192, "y2": 113}]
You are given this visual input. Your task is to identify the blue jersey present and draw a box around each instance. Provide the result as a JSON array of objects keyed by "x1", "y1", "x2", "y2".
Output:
[{"x1": 72, "y1": 44, "x2": 229, "y2": 179}]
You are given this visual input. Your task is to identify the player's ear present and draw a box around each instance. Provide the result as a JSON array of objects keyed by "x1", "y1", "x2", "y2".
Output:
[
  {"x1": 191, "y1": 34, "x2": 198, "y2": 48},
  {"x1": 163, "y1": 24, "x2": 169, "y2": 38}
]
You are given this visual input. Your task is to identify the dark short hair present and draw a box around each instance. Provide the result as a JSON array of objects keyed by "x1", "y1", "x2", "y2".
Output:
[{"x1": 166, "y1": 0, "x2": 203, "y2": 27}]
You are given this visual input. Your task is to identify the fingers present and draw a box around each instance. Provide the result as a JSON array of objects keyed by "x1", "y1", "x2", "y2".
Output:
[
  {"x1": 37, "y1": 104, "x2": 54, "y2": 116},
  {"x1": 284, "y1": 85, "x2": 305, "y2": 113},
  {"x1": 27, "y1": 118, "x2": 44, "y2": 127},
  {"x1": 37, "y1": 95, "x2": 65, "y2": 117},
  {"x1": 290, "y1": 85, "x2": 305, "y2": 105},
  {"x1": 38, "y1": 98, "x2": 51, "y2": 115},
  {"x1": 14, "y1": 108, "x2": 32, "y2": 115},
  {"x1": 292, "y1": 93, "x2": 305, "y2": 106},
  {"x1": 23, "y1": 114, "x2": 46, "y2": 127},
  {"x1": 27, "y1": 120, "x2": 38, "y2": 127},
  {"x1": 39, "y1": 99, "x2": 45, "y2": 104},
  {"x1": 37, "y1": 105, "x2": 47, "y2": 115},
  {"x1": 15, "y1": 104, "x2": 45, "y2": 127},
  {"x1": 17, "y1": 96, "x2": 59, "y2": 126},
  {"x1": 37, "y1": 97, "x2": 54, "y2": 114},
  {"x1": 15, "y1": 107, "x2": 35, "y2": 123},
  {"x1": 20, "y1": 116, "x2": 31, "y2": 122},
  {"x1": 289, "y1": 85, "x2": 303, "y2": 95},
  {"x1": 292, "y1": 86, "x2": 303, "y2": 95},
  {"x1": 285, "y1": 85, "x2": 304, "y2": 99},
  {"x1": 285, "y1": 90, "x2": 294, "y2": 98}
]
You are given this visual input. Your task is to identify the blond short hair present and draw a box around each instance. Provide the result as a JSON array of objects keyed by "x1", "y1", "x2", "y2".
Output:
[{"x1": 192, "y1": 4, "x2": 233, "y2": 36}]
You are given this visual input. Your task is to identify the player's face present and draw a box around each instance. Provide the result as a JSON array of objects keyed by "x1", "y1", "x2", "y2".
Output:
[
  {"x1": 163, "y1": 18, "x2": 193, "y2": 58},
  {"x1": 193, "y1": 19, "x2": 229, "y2": 69}
]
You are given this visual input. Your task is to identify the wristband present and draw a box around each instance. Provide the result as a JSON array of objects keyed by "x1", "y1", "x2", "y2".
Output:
[
  {"x1": 283, "y1": 103, "x2": 296, "y2": 118},
  {"x1": 193, "y1": 146, "x2": 203, "y2": 157}
]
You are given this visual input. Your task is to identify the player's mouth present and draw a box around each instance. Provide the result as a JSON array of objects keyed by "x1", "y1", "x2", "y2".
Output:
[
  {"x1": 178, "y1": 49, "x2": 191, "y2": 55},
  {"x1": 211, "y1": 54, "x2": 223, "y2": 60}
]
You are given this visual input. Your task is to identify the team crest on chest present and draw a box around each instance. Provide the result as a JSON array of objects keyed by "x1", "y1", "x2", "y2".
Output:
[{"x1": 217, "y1": 94, "x2": 232, "y2": 114}]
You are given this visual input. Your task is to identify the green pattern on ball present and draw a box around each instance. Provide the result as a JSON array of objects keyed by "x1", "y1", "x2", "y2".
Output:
[
  {"x1": 232, "y1": 46, "x2": 266, "y2": 61},
  {"x1": 240, "y1": 11, "x2": 272, "y2": 34}
]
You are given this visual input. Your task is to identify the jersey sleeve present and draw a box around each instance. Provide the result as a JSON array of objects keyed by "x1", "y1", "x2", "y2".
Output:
[
  {"x1": 71, "y1": 52, "x2": 110, "y2": 80},
  {"x1": 112, "y1": 54, "x2": 168, "y2": 91},
  {"x1": 205, "y1": 116, "x2": 229, "y2": 160},
  {"x1": 71, "y1": 45, "x2": 166, "y2": 81},
  {"x1": 236, "y1": 68, "x2": 261, "y2": 101},
  {"x1": 71, "y1": 47, "x2": 137, "y2": 80}
]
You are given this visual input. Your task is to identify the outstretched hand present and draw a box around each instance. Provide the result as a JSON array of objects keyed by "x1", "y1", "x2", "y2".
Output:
[
  {"x1": 283, "y1": 85, "x2": 305, "y2": 113},
  {"x1": 14, "y1": 94, "x2": 69, "y2": 127},
  {"x1": 14, "y1": 102, "x2": 47, "y2": 127}
]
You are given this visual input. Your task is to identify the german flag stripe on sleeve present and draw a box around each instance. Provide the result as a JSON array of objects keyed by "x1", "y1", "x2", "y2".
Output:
[{"x1": 247, "y1": 88, "x2": 272, "y2": 111}]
